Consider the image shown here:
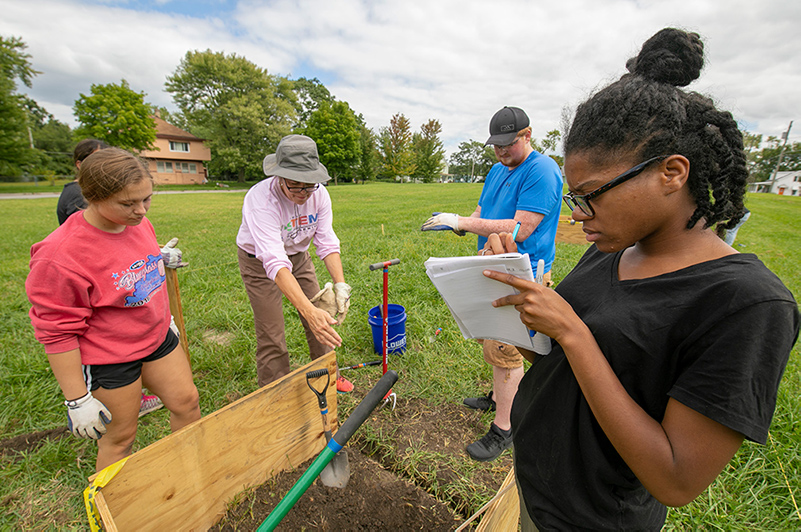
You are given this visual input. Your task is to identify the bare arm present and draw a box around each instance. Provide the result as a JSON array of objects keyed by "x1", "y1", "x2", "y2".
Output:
[
  {"x1": 48, "y1": 349, "x2": 90, "y2": 401},
  {"x1": 274, "y1": 267, "x2": 342, "y2": 348},
  {"x1": 322, "y1": 252, "x2": 345, "y2": 284},
  {"x1": 458, "y1": 209, "x2": 544, "y2": 241}
]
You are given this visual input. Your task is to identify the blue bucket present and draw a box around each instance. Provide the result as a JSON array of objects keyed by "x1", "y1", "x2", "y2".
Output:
[{"x1": 368, "y1": 304, "x2": 407, "y2": 354}]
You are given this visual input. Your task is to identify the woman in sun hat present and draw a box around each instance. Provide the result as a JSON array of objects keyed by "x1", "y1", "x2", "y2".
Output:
[
  {"x1": 237, "y1": 134, "x2": 354, "y2": 392},
  {"x1": 481, "y1": 28, "x2": 798, "y2": 529}
]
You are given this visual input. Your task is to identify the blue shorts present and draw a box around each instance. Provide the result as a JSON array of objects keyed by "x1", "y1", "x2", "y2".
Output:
[{"x1": 84, "y1": 330, "x2": 179, "y2": 391}]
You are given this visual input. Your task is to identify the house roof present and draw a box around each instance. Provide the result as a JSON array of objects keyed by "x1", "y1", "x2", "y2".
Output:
[{"x1": 152, "y1": 116, "x2": 205, "y2": 141}]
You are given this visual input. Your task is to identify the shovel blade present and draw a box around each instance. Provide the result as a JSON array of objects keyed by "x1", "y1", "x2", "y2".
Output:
[{"x1": 319, "y1": 449, "x2": 350, "y2": 488}]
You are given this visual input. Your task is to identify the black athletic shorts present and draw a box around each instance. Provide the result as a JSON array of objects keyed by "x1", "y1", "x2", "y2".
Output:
[{"x1": 84, "y1": 330, "x2": 179, "y2": 391}]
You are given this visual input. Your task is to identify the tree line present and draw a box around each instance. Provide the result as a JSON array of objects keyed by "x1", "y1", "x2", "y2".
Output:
[{"x1": 2, "y1": 35, "x2": 796, "y2": 184}]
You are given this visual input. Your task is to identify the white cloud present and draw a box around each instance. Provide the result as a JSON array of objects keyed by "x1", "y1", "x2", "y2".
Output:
[{"x1": 2, "y1": 0, "x2": 799, "y2": 156}]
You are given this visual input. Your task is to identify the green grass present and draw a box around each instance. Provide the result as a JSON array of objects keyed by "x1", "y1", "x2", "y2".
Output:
[
  {"x1": 1, "y1": 184, "x2": 799, "y2": 529},
  {"x1": 0, "y1": 179, "x2": 260, "y2": 195}
]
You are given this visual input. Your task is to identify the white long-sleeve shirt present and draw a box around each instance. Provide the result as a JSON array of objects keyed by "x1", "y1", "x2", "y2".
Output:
[{"x1": 236, "y1": 177, "x2": 341, "y2": 280}]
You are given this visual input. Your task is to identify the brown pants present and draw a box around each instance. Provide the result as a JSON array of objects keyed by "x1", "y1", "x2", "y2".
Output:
[{"x1": 238, "y1": 247, "x2": 330, "y2": 387}]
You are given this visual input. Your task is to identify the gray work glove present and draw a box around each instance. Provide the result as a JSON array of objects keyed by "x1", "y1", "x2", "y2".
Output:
[
  {"x1": 421, "y1": 212, "x2": 465, "y2": 236},
  {"x1": 334, "y1": 282, "x2": 352, "y2": 325},
  {"x1": 310, "y1": 282, "x2": 338, "y2": 318},
  {"x1": 65, "y1": 392, "x2": 112, "y2": 440},
  {"x1": 161, "y1": 237, "x2": 188, "y2": 268}
]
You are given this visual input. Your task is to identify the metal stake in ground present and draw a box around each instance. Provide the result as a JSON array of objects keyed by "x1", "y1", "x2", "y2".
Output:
[
  {"x1": 258, "y1": 370, "x2": 399, "y2": 532},
  {"x1": 369, "y1": 258, "x2": 400, "y2": 409}
]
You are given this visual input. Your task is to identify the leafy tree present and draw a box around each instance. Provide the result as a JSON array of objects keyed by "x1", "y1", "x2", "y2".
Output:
[
  {"x1": 379, "y1": 113, "x2": 415, "y2": 180},
  {"x1": 742, "y1": 131, "x2": 801, "y2": 182},
  {"x1": 165, "y1": 49, "x2": 297, "y2": 181},
  {"x1": 22, "y1": 97, "x2": 74, "y2": 175},
  {"x1": 411, "y1": 119, "x2": 445, "y2": 182},
  {"x1": 355, "y1": 121, "x2": 380, "y2": 183},
  {"x1": 73, "y1": 80, "x2": 156, "y2": 151},
  {"x1": 293, "y1": 77, "x2": 333, "y2": 130},
  {"x1": 531, "y1": 129, "x2": 563, "y2": 167},
  {"x1": 304, "y1": 100, "x2": 361, "y2": 185},
  {"x1": 448, "y1": 140, "x2": 495, "y2": 181},
  {"x1": 0, "y1": 36, "x2": 40, "y2": 176}
]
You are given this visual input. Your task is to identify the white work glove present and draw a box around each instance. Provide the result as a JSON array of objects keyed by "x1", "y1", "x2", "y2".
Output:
[
  {"x1": 169, "y1": 314, "x2": 180, "y2": 338},
  {"x1": 421, "y1": 212, "x2": 465, "y2": 236},
  {"x1": 65, "y1": 391, "x2": 112, "y2": 440},
  {"x1": 310, "y1": 282, "x2": 338, "y2": 318},
  {"x1": 161, "y1": 237, "x2": 188, "y2": 269},
  {"x1": 334, "y1": 282, "x2": 352, "y2": 325}
]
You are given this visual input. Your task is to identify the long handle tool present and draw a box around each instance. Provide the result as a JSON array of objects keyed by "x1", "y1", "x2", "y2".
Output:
[
  {"x1": 258, "y1": 370, "x2": 399, "y2": 532},
  {"x1": 306, "y1": 369, "x2": 350, "y2": 488}
]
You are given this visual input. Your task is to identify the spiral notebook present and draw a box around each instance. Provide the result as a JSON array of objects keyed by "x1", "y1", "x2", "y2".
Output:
[{"x1": 424, "y1": 253, "x2": 537, "y2": 350}]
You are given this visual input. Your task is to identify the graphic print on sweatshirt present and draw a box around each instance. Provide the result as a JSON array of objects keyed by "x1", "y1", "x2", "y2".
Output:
[
  {"x1": 283, "y1": 210, "x2": 319, "y2": 242},
  {"x1": 111, "y1": 253, "x2": 166, "y2": 307}
]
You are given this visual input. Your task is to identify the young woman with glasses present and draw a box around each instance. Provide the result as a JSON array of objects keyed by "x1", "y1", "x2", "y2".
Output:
[{"x1": 482, "y1": 28, "x2": 799, "y2": 530}]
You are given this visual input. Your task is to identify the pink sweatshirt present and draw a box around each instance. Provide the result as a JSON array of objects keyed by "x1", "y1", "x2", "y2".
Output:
[
  {"x1": 236, "y1": 177, "x2": 341, "y2": 280},
  {"x1": 27, "y1": 214, "x2": 170, "y2": 365}
]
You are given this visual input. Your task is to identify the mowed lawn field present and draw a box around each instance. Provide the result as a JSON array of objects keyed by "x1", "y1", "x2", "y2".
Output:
[{"x1": 1, "y1": 182, "x2": 799, "y2": 530}]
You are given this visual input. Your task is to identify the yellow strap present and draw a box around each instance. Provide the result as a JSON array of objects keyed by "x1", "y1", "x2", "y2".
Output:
[{"x1": 83, "y1": 457, "x2": 130, "y2": 532}]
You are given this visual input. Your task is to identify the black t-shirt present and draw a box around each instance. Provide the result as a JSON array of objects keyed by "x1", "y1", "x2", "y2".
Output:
[
  {"x1": 512, "y1": 246, "x2": 799, "y2": 531},
  {"x1": 56, "y1": 181, "x2": 87, "y2": 225}
]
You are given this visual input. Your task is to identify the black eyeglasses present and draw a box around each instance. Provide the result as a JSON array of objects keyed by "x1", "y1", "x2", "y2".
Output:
[
  {"x1": 282, "y1": 179, "x2": 319, "y2": 194},
  {"x1": 562, "y1": 155, "x2": 668, "y2": 217},
  {"x1": 494, "y1": 136, "x2": 521, "y2": 151}
]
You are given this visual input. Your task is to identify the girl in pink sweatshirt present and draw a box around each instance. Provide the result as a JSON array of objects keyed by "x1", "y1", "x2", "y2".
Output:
[{"x1": 27, "y1": 148, "x2": 200, "y2": 472}]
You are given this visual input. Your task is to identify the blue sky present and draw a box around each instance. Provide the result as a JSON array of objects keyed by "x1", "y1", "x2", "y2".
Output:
[{"x1": 3, "y1": 0, "x2": 800, "y2": 156}]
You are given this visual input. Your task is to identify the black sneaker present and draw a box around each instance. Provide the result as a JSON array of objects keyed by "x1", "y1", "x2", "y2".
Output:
[
  {"x1": 463, "y1": 390, "x2": 496, "y2": 412},
  {"x1": 466, "y1": 423, "x2": 513, "y2": 462}
]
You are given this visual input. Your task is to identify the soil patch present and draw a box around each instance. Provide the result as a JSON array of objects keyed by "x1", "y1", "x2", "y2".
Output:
[
  {"x1": 213, "y1": 396, "x2": 511, "y2": 530},
  {"x1": 0, "y1": 427, "x2": 68, "y2": 460},
  {"x1": 556, "y1": 215, "x2": 587, "y2": 244},
  {"x1": 212, "y1": 448, "x2": 462, "y2": 531}
]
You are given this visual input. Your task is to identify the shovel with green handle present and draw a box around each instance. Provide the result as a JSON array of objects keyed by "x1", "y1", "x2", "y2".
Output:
[
  {"x1": 258, "y1": 370, "x2": 399, "y2": 532},
  {"x1": 305, "y1": 368, "x2": 350, "y2": 488}
]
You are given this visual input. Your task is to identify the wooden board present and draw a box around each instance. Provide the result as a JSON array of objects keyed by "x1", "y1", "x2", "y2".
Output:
[
  {"x1": 477, "y1": 466, "x2": 519, "y2": 531},
  {"x1": 164, "y1": 268, "x2": 190, "y2": 360},
  {"x1": 93, "y1": 352, "x2": 338, "y2": 531}
]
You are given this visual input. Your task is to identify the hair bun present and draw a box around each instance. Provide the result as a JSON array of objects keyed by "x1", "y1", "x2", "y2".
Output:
[{"x1": 626, "y1": 28, "x2": 704, "y2": 87}]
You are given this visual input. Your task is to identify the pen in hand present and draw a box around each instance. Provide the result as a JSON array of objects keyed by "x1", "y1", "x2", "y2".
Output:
[
  {"x1": 531, "y1": 259, "x2": 552, "y2": 355},
  {"x1": 512, "y1": 221, "x2": 521, "y2": 242}
]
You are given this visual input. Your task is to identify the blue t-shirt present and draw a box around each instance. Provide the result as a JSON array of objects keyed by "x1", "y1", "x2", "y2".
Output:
[{"x1": 477, "y1": 151, "x2": 563, "y2": 272}]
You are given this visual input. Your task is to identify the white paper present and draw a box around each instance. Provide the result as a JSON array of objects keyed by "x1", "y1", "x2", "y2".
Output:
[{"x1": 425, "y1": 253, "x2": 535, "y2": 349}]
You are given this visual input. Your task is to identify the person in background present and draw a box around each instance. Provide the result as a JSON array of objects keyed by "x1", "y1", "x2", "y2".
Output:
[
  {"x1": 237, "y1": 135, "x2": 353, "y2": 392},
  {"x1": 57, "y1": 139, "x2": 108, "y2": 225},
  {"x1": 57, "y1": 138, "x2": 180, "y2": 417},
  {"x1": 482, "y1": 28, "x2": 799, "y2": 529},
  {"x1": 422, "y1": 106, "x2": 563, "y2": 462},
  {"x1": 27, "y1": 148, "x2": 201, "y2": 472}
]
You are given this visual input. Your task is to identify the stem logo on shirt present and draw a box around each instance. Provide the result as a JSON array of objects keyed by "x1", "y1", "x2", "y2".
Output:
[
  {"x1": 283, "y1": 213, "x2": 318, "y2": 240},
  {"x1": 111, "y1": 254, "x2": 165, "y2": 307}
]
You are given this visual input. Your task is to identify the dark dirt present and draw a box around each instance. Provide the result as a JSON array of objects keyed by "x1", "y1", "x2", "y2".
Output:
[
  {"x1": 0, "y1": 427, "x2": 68, "y2": 460},
  {"x1": 212, "y1": 396, "x2": 511, "y2": 531},
  {"x1": 212, "y1": 448, "x2": 463, "y2": 531}
]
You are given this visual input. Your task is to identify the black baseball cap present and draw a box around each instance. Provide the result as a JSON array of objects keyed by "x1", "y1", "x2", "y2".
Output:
[{"x1": 485, "y1": 106, "x2": 530, "y2": 146}]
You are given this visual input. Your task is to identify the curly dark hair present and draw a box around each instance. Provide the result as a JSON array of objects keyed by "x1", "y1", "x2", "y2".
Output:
[{"x1": 564, "y1": 28, "x2": 748, "y2": 231}]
